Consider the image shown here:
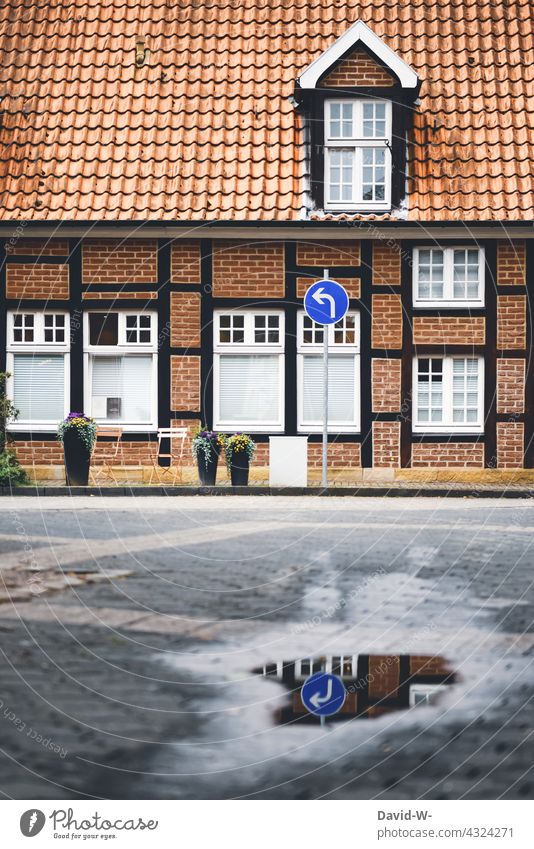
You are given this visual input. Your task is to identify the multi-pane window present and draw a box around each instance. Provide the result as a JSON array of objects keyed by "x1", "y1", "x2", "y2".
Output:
[
  {"x1": 325, "y1": 99, "x2": 391, "y2": 209},
  {"x1": 7, "y1": 312, "x2": 70, "y2": 429},
  {"x1": 213, "y1": 311, "x2": 284, "y2": 432},
  {"x1": 413, "y1": 247, "x2": 484, "y2": 306},
  {"x1": 413, "y1": 357, "x2": 483, "y2": 432},
  {"x1": 297, "y1": 311, "x2": 360, "y2": 433},
  {"x1": 84, "y1": 312, "x2": 157, "y2": 428}
]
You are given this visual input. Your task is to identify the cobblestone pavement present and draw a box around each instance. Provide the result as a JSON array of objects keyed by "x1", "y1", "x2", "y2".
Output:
[{"x1": 0, "y1": 496, "x2": 533, "y2": 800}]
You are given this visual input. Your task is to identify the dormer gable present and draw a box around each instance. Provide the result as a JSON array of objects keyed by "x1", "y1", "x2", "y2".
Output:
[
  {"x1": 298, "y1": 20, "x2": 419, "y2": 92},
  {"x1": 321, "y1": 48, "x2": 396, "y2": 89}
]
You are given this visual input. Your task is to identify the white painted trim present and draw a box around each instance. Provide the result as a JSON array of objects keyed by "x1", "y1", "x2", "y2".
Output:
[
  {"x1": 412, "y1": 355, "x2": 484, "y2": 434},
  {"x1": 412, "y1": 246, "x2": 485, "y2": 309},
  {"x1": 298, "y1": 20, "x2": 419, "y2": 90}
]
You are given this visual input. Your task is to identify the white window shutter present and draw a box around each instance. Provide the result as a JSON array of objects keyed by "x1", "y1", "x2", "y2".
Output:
[
  {"x1": 219, "y1": 355, "x2": 280, "y2": 423},
  {"x1": 13, "y1": 354, "x2": 65, "y2": 421},
  {"x1": 302, "y1": 355, "x2": 355, "y2": 424}
]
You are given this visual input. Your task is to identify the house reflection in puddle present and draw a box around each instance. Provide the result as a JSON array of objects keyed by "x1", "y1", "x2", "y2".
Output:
[{"x1": 253, "y1": 654, "x2": 456, "y2": 725}]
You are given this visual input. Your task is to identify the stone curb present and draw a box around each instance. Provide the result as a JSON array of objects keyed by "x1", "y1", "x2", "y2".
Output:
[{"x1": 0, "y1": 485, "x2": 533, "y2": 498}]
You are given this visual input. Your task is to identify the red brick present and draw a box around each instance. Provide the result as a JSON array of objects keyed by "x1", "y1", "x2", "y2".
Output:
[
  {"x1": 497, "y1": 422, "x2": 524, "y2": 469},
  {"x1": 322, "y1": 50, "x2": 395, "y2": 88},
  {"x1": 171, "y1": 240, "x2": 201, "y2": 283},
  {"x1": 372, "y1": 241, "x2": 401, "y2": 286},
  {"x1": 372, "y1": 359, "x2": 401, "y2": 412},
  {"x1": 496, "y1": 359, "x2": 525, "y2": 414},
  {"x1": 170, "y1": 356, "x2": 200, "y2": 411},
  {"x1": 497, "y1": 296, "x2": 526, "y2": 349},
  {"x1": 296, "y1": 240, "x2": 360, "y2": 267},
  {"x1": 82, "y1": 239, "x2": 157, "y2": 284},
  {"x1": 411, "y1": 443, "x2": 484, "y2": 467},
  {"x1": 170, "y1": 292, "x2": 201, "y2": 348},
  {"x1": 373, "y1": 421, "x2": 400, "y2": 467},
  {"x1": 371, "y1": 294, "x2": 402, "y2": 348},
  {"x1": 296, "y1": 276, "x2": 360, "y2": 299},
  {"x1": 212, "y1": 241, "x2": 284, "y2": 297},
  {"x1": 497, "y1": 241, "x2": 525, "y2": 286},
  {"x1": 6, "y1": 263, "x2": 69, "y2": 299},
  {"x1": 413, "y1": 317, "x2": 485, "y2": 346}
]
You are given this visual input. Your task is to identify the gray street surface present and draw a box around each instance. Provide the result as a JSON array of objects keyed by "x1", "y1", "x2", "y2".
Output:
[{"x1": 0, "y1": 495, "x2": 533, "y2": 799}]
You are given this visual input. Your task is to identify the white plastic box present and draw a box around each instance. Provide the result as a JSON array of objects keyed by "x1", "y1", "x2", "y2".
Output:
[{"x1": 269, "y1": 436, "x2": 308, "y2": 487}]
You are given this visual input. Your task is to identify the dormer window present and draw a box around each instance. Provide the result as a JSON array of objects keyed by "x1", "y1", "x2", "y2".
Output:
[{"x1": 325, "y1": 99, "x2": 391, "y2": 210}]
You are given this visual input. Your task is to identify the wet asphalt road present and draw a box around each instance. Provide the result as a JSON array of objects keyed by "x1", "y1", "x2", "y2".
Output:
[{"x1": 0, "y1": 495, "x2": 533, "y2": 800}]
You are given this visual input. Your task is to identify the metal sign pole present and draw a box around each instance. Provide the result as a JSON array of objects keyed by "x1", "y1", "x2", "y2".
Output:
[{"x1": 322, "y1": 267, "x2": 329, "y2": 489}]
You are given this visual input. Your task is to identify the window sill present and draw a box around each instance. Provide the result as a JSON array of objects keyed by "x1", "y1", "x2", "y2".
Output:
[
  {"x1": 413, "y1": 301, "x2": 485, "y2": 310},
  {"x1": 298, "y1": 426, "x2": 361, "y2": 434},
  {"x1": 412, "y1": 426, "x2": 484, "y2": 435}
]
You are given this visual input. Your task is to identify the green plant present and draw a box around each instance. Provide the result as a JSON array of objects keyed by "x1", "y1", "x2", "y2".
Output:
[
  {"x1": 58, "y1": 413, "x2": 98, "y2": 452},
  {"x1": 0, "y1": 451, "x2": 29, "y2": 486},
  {"x1": 0, "y1": 371, "x2": 18, "y2": 455},
  {"x1": 191, "y1": 428, "x2": 225, "y2": 469},
  {"x1": 224, "y1": 433, "x2": 256, "y2": 469}
]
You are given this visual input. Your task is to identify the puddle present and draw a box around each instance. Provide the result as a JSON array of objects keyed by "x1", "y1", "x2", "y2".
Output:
[{"x1": 254, "y1": 653, "x2": 456, "y2": 725}]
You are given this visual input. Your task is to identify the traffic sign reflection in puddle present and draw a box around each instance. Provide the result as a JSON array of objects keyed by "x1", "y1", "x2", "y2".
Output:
[{"x1": 253, "y1": 654, "x2": 456, "y2": 725}]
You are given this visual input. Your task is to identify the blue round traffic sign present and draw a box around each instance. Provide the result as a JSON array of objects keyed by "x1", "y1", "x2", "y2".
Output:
[
  {"x1": 301, "y1": 672, "x2": 346, "y2": 717},
  {"x1": 304, "y1": 279, "x2": 349, "y2": 326}
]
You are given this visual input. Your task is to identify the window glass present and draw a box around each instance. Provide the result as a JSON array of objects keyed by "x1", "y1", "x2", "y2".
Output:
[
  {"x1": 219, "y1": 314, "x2": 245, "y2": 344},
  {"x1": 126, "y1": 314, "x2": 151, "y2": 344},
  {"x1": 329, "y1": 149, "x2": 354, "y2": 203},
  {"x1": 89, "y1": 313, "x2": 118, "y2": 346},
  {"x1": 363, "y1": 102, "x2": 386, "y2": 137},
  {"x1": 452, "y1": 358, "x2": 479, "y2": 423},
  {"x1": 13, "y1": 314, "x2": 34, "y2": 343},
  {"x1": 453, "y1": 249, "x2": 480, "y2": 300},
  {"x1": 417, "y1": 358, "x2": 443, "y2": 423},
  {"x1": 44, "y1": 314, "x2": 65, "y2": 343}
]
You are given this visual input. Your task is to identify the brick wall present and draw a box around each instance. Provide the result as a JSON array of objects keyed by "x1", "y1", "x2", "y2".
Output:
[
  {"x1": 82, "y1": 239, "x2": 158, "y2": 284},
  {"x1": 412, "y1": 443, "x2": 484, "y2": 467},
  {"x1": 497, "y1": 296, "x2": 526, "y2": 349},
  {"x1": 296, "y1": 240, "x2": 360, "y2": 267},
  {"x1": 308, "y1": 442, "x2": 361, "y2": 468},
  {"x1": 170, "y1": 292, "x2": 201, "y2": 348},
  {"x1": 496, "y1": 359, "x2": 525, "y2": 414},
  {"x1": 373, "y1": 421, "x2": 400, "y2": 467},
  {"x1": 296, "y1": 276, "x2": 360, "y2": 299},
  {"x1": 6, "y1": 238, "x2": 68, "y2": 256},
  {"x1": 6, "y1": 263, "x2": 70, "y2": 299},
  {"x1": 12, "y1": 441, "x2": 64, "y2": 465},
  {"x1": 372, "y1": 242, "x2": 401, "y2": 286},
  {"x1": 321, "y1": 50, "x2": 395, "y2": 88},
  {"x1": 413, "y1": 316, "x2": 485, "y2": 346},
  {"x1": 371, "y1": 295, "x2": 402, "y2": 348},
  {"x1": 170, "y1": 356, "x2": 200, "y2": 411},
  {"x1": 497, "y1": 241, "x2": 526, "y2": 286},
  {"x1": 82, "y1": 291, "x2": 157, "y2": 300},
  {"x1": 368, "y1": 656, "x2": 400, "y2": 698},
  {"x1": 372, "y1": 359, "x2": 401, "y2": 412},
  {"x1": 171, "y1": 240, "x2": 201, "y2": 283},
  {"x1": 497, "y1": 422, "x2": 524, "y2": 468},
  {"x1": 212, "y1": 241, "x2": 284, "y2": 297}
]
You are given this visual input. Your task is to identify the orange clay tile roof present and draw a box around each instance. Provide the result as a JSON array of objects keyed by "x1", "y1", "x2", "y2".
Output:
[{"x1": 0, "y1": 0, "x2": 532, "y2": 222}]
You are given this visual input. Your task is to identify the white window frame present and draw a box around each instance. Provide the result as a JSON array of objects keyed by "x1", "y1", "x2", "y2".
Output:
[
  {"x1": 324, "y1": 99, "x2": 392, "y2": 211},
  {"x1": 412, "y1": 356, "x2": 484, "y2": 434},
  {"x1": 213, "y1": 309, "x2": 285, "y2": 433},
  {"x1": 413, "y1": 246, "x2": 485, "y2": 308},
  {"x1": 6, "y1": 310, "x2": 70, "y2": 431},
  {"x1": 297, "y1": 310, "x2": 361, "y2": 433},
  {"x1": 83, "y1": 311, "x2": 158, "y2": 431}
]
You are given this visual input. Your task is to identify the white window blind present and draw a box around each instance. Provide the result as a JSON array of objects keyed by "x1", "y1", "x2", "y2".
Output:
[
  {"x1": 91, "y1": 355, "x2": 152, "y2": 422},
  {"x1": 219, "y1": 355, "x2": 280, "y2": 424},
  {"x1": 302, "y1": 355, "x2": 355, "y2": 425},
  {"x1": 13, "y1": 354, "x2": 65, "y2": 421}
]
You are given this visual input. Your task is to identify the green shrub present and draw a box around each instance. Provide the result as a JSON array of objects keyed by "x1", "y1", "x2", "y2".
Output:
[{"x1": 0, "y1": 451, "x2": 29, "y2": 487}]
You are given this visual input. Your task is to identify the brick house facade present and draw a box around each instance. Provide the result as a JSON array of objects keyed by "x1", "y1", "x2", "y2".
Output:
[{"x1": 0, "y1": 3, "x2": 532, "y2": 481}]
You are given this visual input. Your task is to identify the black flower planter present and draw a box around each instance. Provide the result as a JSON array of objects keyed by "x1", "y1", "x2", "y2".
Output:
[
  {"x1": 62, "y1": 429, "x2": 91, "y2": 486},
  {"x1": 230, "y1": 452, "x2": 250, "y2": 486},
  {"x1": 197, "y1": 446, "x2": 220, "y2": 486}
]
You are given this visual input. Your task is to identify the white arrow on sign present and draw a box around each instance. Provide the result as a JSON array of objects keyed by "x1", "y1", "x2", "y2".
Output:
[
  {"x1": 312, "y1": 287, "x2": 336, "y2": 319},
  {"x1": 309, "y1": 677, "x2": 333, "y2": 709}
]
